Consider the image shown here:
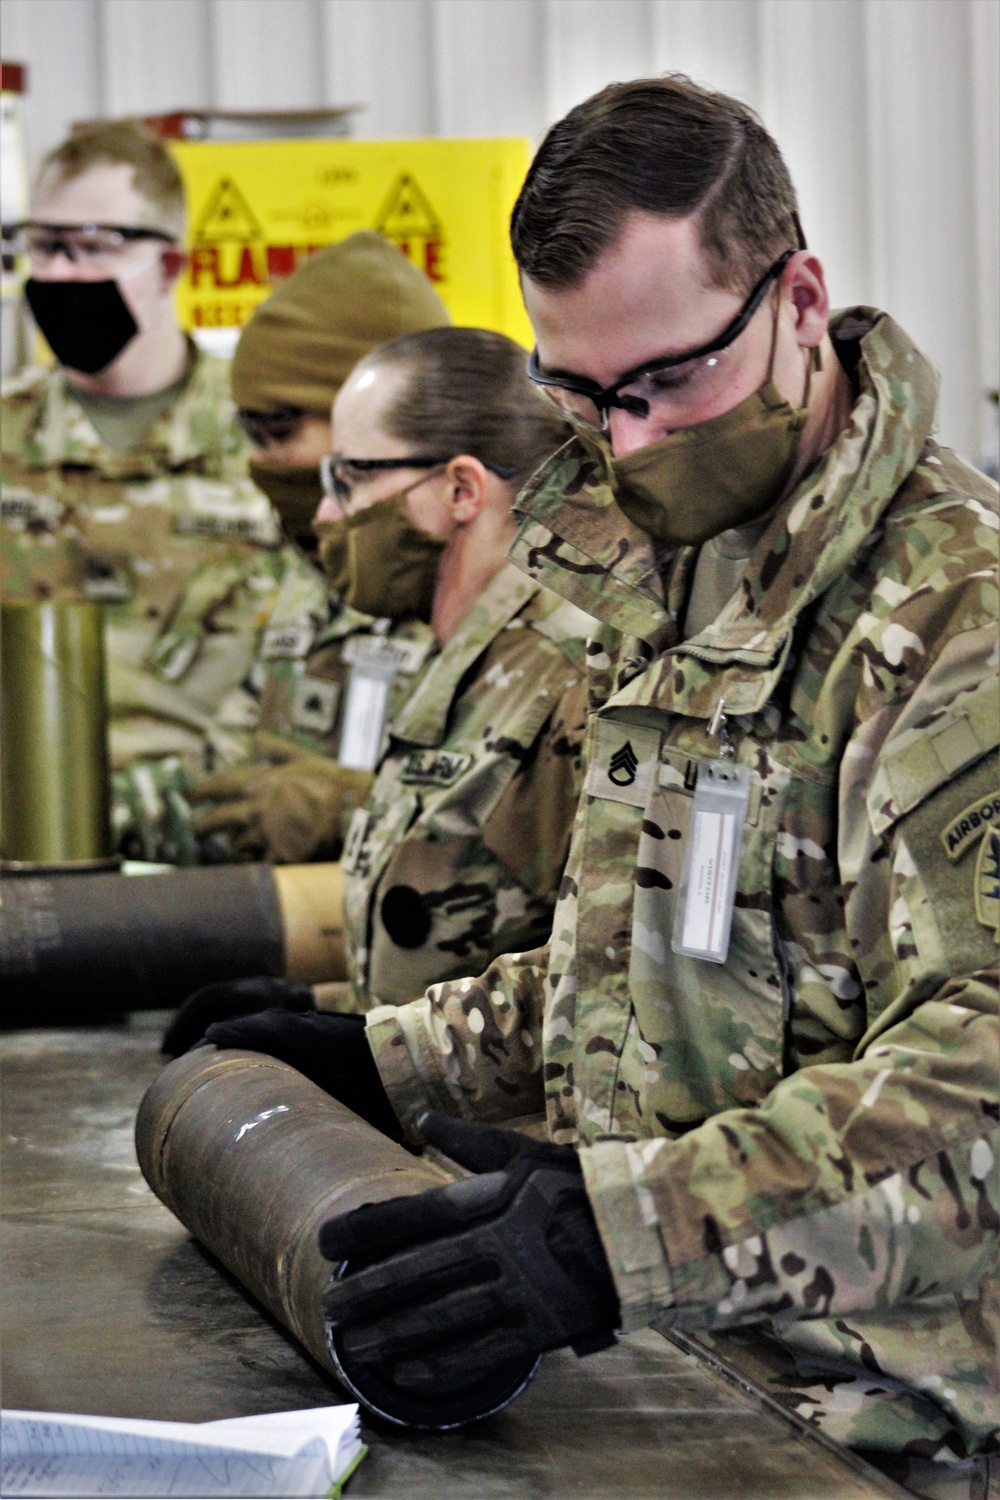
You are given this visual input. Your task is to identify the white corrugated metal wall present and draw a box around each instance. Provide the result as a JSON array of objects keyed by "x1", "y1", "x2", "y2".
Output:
[{"x1": 3, "y1": 0, "x2": 998, "y2": 463}]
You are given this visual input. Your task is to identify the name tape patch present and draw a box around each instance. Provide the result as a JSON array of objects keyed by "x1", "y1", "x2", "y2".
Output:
[
  {"x1": 173, "y1": 512, "x2": 280, "y2": 546},
  {"x1": 343, "y1": 633, "x2": 432, "y2": 676},
  {"x1": 941, "y1": 792, "x2": 1000, "y2": 862},
  {"x1": 399, "y1": 749, "x2": 472, "y2": 788},
  {"x1": 261, "y1": 622, "x2": 317, "y2": 660},
  {"x1": 1, "y1": 486, "x2": 64, "y2": 529}
]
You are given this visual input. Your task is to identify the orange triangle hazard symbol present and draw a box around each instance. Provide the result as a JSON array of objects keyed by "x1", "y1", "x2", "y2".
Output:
[
  {"x1": 193, "y1": 178, "x2": 263, "y2": 244},
  {"x1": 375, "y1": 174, "x2": 441, "y2": 240}
]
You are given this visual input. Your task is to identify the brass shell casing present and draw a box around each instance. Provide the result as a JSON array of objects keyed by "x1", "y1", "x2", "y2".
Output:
[
  {"x1": 1, "y1": 601, "x2": 113, "y2": 866},
  {"x1": 272, "y1": 861, "x2": 347, "y2": 984}
]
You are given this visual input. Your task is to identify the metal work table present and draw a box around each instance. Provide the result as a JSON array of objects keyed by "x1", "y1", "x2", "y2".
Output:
[{"x1": 1, "y1": 1017, "x2": 908, "y2": 1498}]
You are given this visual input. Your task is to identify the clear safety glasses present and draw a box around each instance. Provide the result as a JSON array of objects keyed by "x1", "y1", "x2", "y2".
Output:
[
  {"x1": 320, "y1": 454, "x2": 516, "y2": 510},
  {"x1": 526, "y1": 250, "x2": 795, "y2": 431},
  {"x1": 2, "y1": 221, "x2": 178, "y2": 277},
  {"x1": 320, "y1": 455, "x2": 452, "y2": 510}
]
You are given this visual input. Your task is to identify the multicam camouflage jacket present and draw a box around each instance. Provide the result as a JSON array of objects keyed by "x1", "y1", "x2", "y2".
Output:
[
  {"x1": 367, "y1": 311, "x2": 999, "y2": 1468},
  {"x1": 251, "y1": 559, "x2": 437, "y2": 758},
  {"x1": 343, "y1": 561, "x2": 592, "y2": 1013},
  {"x1": 0, "y1": 346, "x2": 316, "y2": 861},
  {"x1": 112, "y1": 557, "x2": 434, "y2": 864}
]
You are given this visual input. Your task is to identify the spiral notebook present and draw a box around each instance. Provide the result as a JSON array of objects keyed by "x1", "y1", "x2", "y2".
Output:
[{"x1": 0, "y1": 1405, "x2": 365, "y2": 1498}]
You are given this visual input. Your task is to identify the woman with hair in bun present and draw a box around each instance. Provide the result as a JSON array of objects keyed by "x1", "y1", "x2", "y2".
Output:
[{"x1": 166, "y1": 326, "x2": 594, "y2": 1059}]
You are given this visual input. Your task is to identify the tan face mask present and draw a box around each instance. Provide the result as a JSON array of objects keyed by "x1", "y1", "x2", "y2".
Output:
[
  {"x1": 314, "y1": 489, "x2": 447, "y2": 623},
  {"x1": 605, "y1": 315, "x2": 813, "y2": 548},
  {"x1": 248, "y1": 461, "x2": 324, "y2": 550}
]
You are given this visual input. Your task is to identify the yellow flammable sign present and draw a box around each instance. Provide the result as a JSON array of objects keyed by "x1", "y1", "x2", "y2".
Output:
[{"x1": 168, "y1": 137, "x2": 533, "y2": 346}]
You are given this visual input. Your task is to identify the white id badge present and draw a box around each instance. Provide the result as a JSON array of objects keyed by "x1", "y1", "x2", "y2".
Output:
[
  {"x1": 337, "y1": 658, "x2": 398, "y2": 770},
  {"x1": 671, "y1": 760, "x2": 750, "y2": 965}
]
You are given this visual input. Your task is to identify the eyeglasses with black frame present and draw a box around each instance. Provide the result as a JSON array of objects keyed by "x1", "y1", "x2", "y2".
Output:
[
  {"x1": 320, "y1": 454, "x2": 451, "y2": 508},
  {"x1": 526, "y1": 249, "x2": 796, "y2": 431},
  {"x1": 320, "y1": 453, "x2": 518, "y2": 509},
  {"x1": 3, "y1": 221, "x2": 178, "y2": 274}
]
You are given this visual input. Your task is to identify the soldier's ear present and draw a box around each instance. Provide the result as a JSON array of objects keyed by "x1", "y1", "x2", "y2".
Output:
[{"x1": 444, "y1": 455, "x2": 489, "y2": 525}]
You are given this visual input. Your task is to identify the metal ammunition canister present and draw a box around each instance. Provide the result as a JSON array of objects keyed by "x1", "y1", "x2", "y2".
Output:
[
  {"x1": 0, "y1": 861, "x2": 346, "y2": 1021},
  {"x1": 135, "y1": 1048, "x2": 540, "y2": 1427},
  {"x1": 1, "y1": 600, "x2": 113, "y2": 868}
]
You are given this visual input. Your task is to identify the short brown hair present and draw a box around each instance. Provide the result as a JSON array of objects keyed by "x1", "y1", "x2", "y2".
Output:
[
  {"x1": 36, "y1": 120, "x2": 186, "y2": 235},
  {"x1": 510, "y1": 75, "x2": 802, "y2": 295},
  {"x1": 359, "y1": 326, "x2": 570, "y2": 490}
]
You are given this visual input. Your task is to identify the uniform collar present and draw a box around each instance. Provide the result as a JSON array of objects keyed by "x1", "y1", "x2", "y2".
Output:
[
  {"x1": 389, "y1": 561, "x2": 539, "y2": 747},
  {"x1": 25, "y1": 339, "x2": 246, "y2": 477},
  {"x1": 511, "y1": 309, "x2": 939, "y2": 684}
]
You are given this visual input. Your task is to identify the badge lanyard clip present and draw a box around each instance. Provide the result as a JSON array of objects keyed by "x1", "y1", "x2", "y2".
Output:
[{"x1": 671, "y1": 700, "x2": 750, "y2": 964}]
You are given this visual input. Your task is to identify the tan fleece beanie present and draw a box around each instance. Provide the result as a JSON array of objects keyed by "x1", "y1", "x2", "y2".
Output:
[{"x1": 231, "y1": 232, "x2": 450, "y2": 413}]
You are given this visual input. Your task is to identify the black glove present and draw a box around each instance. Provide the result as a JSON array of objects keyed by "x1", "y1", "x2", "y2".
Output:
[
  {"x1": 162, "y1": 975, "x2": 314, "y2": 1058},
  {"x1": 202, "y1": 1008, "x2": 403, "y2": 1143},
  {"x1": 319, "y1": 1113, "x2": 620, "y2": 1426}
]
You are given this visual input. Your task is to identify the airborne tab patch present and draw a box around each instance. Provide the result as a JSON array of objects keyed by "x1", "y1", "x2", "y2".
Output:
[
  {"x1": 399, "y1": 749, "x2": 472, "y2": 787},
  {"x1": 941, "y1": 792, "x2": 1000, "y2": 862},
  {"x1": 586, "y1": 720, "x2": 661, "y2": 808}
]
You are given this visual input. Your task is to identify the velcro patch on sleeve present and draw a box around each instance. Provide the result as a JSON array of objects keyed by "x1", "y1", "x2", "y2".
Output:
[{"x1": 941, "y1": 791, "x2": 1000, "y2": 862}]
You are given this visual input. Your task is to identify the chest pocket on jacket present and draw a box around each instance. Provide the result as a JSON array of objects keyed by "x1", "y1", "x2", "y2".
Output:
[
  {"x1": 342, "y1": 785, "x2": 420, "y2": 995},
  {"x1": 625, "y1": 742, "x2": 792, "y2": 1129}
]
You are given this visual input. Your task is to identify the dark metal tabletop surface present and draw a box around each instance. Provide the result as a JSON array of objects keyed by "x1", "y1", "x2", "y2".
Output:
[{"x1": 1, "y1": 1016, "x2": 907, "y2": 1498}]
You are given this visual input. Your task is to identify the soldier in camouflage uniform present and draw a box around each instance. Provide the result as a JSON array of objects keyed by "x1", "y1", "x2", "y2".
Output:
[
  {"x1": 164, "y1": 326, "x2": 590, "y2": 1051},
  {"x1": 339, "y1": 563, "x2": 590, "y2": 1012},
  {"x1": 0, "y1": 120, "x2": 311, "y2": 865},
  {"x1": 177, "y1": 233, "x2": 452, "y2": 863},
  {"x1": 195, "y1": 82, "x2": 995, "y2": 1494}
]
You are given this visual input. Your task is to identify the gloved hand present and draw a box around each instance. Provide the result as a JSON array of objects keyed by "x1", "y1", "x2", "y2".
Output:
[
  {"x1": 202, "y1": 1008, "x2": 403, "y2": 1142},
  {"x1": 161, "y1": 974, "x2": 315, "y2": 1058},
  {"x1": 191, "y1": 733, "x2": 374, "y2": 863},
  {"x1": 320, "y1": 1113, "x2": 620, "y2": 1415}
]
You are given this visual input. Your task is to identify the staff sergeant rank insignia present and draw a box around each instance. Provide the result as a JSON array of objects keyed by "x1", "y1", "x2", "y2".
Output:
[{"x1": 608, "y1": 741, "x2": 639, "y2": 787}]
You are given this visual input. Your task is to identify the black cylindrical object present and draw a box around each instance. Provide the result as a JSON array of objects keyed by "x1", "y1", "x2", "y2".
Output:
[
  {"x1": 0, "y1": 861, "x2": 348, "y2": 1024},
  {"x1": 135, "y1": 1048, "x2": 540, "y2": 1427},
  {"x1": 0, "y1": 865, "x2": 280, "y2": 1021}
]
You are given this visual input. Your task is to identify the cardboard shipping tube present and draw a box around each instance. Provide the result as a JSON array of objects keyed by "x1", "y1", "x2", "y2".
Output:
[{"x1": 135, "y1": 1048, "x2": 541, "y2": 1427}]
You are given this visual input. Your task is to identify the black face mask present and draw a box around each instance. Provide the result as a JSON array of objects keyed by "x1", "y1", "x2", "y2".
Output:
[{"x1": 25, "y1": 278, "x2": 139, "y2": 375}]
